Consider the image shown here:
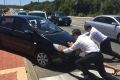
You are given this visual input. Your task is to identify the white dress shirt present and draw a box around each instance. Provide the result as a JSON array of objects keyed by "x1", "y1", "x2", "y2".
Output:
[
  {"x1": 89, "y1": 27, "x2": 107, "y2": 43},
  {"x1": 63, "y1": 35, "x2": 100, "y2": 55}
]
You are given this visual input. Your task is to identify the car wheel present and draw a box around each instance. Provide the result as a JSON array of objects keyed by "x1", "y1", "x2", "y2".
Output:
[{"x1": 35, "y1": 51, "x2": 51, "y2": 68}]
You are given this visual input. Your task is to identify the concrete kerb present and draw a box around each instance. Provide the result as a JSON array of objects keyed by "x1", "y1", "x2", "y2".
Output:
[{"x1": 24, "y1": 58, "x2": 38, "y2": 80}]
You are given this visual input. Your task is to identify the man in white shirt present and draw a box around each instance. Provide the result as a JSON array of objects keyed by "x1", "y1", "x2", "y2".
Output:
[
  {"x1": 59, "y1": 29, "x2": 115, "y2": 80},
  {"x1": 84, "y1": 24, "x2": 120, "y2": 59}
]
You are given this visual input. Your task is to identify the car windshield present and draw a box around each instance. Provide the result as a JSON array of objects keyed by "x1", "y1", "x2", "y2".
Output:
[
  {"x1": 57, "y1": 13, "x2": 66, "y2": 17},
  {"x1": 115, "y1": 16, "x2": 120, "y2": 23},
  {"x1": 29, "y1": 17, "x2": 62, "y2": 33},
  {"x1": 18, "y1": 12, "x2": 27, "y2": 15},
  {"x1": 29, "y1": 13, "x2": 46, "y2": 18}
]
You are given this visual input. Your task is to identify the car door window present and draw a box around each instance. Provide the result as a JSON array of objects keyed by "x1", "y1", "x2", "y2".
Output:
[
  {"x1": 93, "y1": 17, "x2": 105, "y2": 23},
  {"x1": 14, "y1": 17, "x2": 31, "y2": 32},
  {"x1": 0, "y1": 17, "x2": 14, "y2": 29},
  {"x1": 104, "y1": 17, "x2": 116, "y2": 24}
]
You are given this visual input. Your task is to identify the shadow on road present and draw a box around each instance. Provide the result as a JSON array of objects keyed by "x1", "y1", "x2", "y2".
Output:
[
  {"x1": 69, "y1": 72, "x2": 104, "y2": 80},
  {"x1": 68, "y1": 72, "x2": 119, "y2": 80},
  {"x1": 111, "y1": 39, "x2": 120, "y2": 45},
  {"x1": 104, "y1": 58, "x2": 120, "y2": 63}
]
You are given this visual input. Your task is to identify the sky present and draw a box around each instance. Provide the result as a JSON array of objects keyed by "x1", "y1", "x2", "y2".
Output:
[{"x1": 0, "y1": 0, "x2": 54, "y2": 6}]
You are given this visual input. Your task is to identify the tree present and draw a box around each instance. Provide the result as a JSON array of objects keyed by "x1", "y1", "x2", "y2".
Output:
[
  {"x1": 101, "y1": 0, "x2": 120, "y2": 14},
  {"x1": 23, "y1": 0, "x2": 120, "y2": 16}
]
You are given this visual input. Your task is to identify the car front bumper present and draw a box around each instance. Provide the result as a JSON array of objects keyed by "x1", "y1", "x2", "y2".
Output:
[
  {"x1": 51, "y1": 51, "x2": 80, "y2": 65},
  {"x1": 59, "y1": 20, "x2": 71, "y2": 25}
]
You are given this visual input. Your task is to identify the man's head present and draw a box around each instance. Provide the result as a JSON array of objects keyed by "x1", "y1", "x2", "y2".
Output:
[
  {"x1": 84, "y1": 23, "x2": 92, "y2": 32},
  {"x1": 72, "y1": 29, "x2": 81, "y2": 40}
]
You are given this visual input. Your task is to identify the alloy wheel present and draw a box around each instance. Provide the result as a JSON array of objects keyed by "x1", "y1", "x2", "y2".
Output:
[{"x1": 36, "y1": 52, "x2": 49, "y2": 67}]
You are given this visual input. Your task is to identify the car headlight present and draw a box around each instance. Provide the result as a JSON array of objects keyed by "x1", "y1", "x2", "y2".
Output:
[
  {"x1": 53, "y1": 44, "x2": 67, "y2": 52},
  {"x1": 59, "y1": 18, "x2": 62, "y2": 21}
]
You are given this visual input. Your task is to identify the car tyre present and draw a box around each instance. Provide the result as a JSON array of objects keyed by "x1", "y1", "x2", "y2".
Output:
[{"x1": 35, "y1": 51, "x2": 51, "y2": 68}]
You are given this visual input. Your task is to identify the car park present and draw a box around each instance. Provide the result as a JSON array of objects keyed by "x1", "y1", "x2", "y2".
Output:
[
  {"x1": 85, "y1": 15, "x2": 120, "y2": 43},
  {"x1": 28, "y1": 10, "x2": 47, "y2": 19},
  {"x1": 49, "y1": 12, "x2": 72, "y2": 26},
  {"x1": 0, "y1": 15, "x2": 78, "y2": 68}
]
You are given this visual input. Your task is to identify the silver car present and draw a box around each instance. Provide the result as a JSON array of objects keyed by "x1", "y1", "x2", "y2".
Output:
[{"x1": 85, "y1": 15, "x2": 120, "y2": 42}]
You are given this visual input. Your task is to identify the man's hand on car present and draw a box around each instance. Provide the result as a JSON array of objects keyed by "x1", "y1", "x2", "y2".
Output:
[
  {"x1": 67, "y1": 41, "x2": 73, "y2": 47},
  {"x1": 58, "y1": 45, "x2": 67, "y2": 52}
]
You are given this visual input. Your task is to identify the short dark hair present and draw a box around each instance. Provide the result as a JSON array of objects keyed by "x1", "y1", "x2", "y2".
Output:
[
  {"x1": 72, "y1": 29, "x2": 81, "y2": 36},
  {"x1": 84, "y1": 23, "x2": 92, "y2": 30}
]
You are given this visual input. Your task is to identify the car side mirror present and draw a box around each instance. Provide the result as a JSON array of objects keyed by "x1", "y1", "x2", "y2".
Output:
[{"x1": 112, "y1": 22, "x2": 118, "y2": 26}]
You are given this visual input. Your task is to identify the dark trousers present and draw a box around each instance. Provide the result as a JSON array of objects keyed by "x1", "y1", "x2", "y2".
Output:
[
  {"x1": 75, "y1": 52, "x2": 115, "y2": 80},
  {"x1": 100, "y1": 38, "x2": 120, "y2": 59}
]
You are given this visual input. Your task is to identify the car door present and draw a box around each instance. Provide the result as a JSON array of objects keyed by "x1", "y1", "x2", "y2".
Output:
[
  {"x1": 92, "y1": 17, "x2": 108, "y2": 35},
  {"x1": 11, "y1": 17, "x2": 37, "y2": 55},
  {"x1": 103, "y1": 17, "x2": 118, "y2": 39},
  {"x1": 0, "y1": 16, "x2": 15, "y2": 48}
]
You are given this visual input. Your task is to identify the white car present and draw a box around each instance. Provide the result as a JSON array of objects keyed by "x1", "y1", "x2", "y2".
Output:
[
  {"x1": 85, "y1": 15, "x2": 120, "y2": 43},
  {"x1": 28, "y1": 10, "x2": 47, "y2": 19}
]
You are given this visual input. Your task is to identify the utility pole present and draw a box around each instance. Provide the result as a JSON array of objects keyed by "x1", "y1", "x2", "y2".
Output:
[
  {"x1": 4, "y1": 0, "x2": 5, "y2": 6},
  {"x1": 20, "y1": 0, "x2": 21, "y2": 6}
]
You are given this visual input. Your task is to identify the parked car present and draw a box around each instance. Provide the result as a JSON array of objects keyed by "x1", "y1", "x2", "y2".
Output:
[
  {"x1": 0, "y1": 15, "x2": 78, "y2": 67},
  {"x1": 49, "y1": 12, "x2": 72, "y2": 26},
  {"x1": 18, "y1": 11, "x2": 28, "y2": 15},
  {"x1": 28, "y1": 11, "x2": 47, "y2": 19},
  {"x1": 85, "y1": 15, "x2": 120, "y2": 43}
]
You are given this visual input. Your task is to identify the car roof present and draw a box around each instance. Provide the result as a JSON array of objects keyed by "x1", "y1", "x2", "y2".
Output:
[
  {"x1": 0, "y1": 15, "x2": 41, "y2": 20},
  {"x1": 28, "y1": 10, "x2": 46, "y2": 13},
  {"x1": 18, "y1": 11, "x2": 27, "y2": 13}
]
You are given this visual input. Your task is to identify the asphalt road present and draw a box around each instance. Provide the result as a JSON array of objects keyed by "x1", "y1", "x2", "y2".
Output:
[{"x1": 25, "y1": 17, "x2": 120, "y2": 80}]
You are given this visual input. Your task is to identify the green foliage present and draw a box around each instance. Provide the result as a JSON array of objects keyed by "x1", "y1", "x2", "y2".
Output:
[
  {"x1": 23, "y1": 0, "x2": 120, "y2": 16},
  {"x1": 101, "y1": 0, "x2": 120, "y2": 14}
]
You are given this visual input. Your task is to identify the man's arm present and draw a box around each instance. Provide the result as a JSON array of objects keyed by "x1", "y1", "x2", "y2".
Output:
[{"x1": 63, "y1": 41, "x2": 80, "y2": 53}]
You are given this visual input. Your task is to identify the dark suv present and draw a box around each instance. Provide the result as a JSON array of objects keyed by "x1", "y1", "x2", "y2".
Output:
[
  {"x1": 0, "y1": 15, "x2": 77, "y2": 67},
  {"x1": 49, "y1": 12, "x2": 72, "y2": 26}
]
